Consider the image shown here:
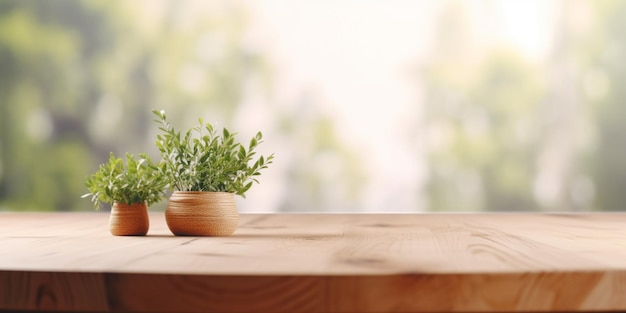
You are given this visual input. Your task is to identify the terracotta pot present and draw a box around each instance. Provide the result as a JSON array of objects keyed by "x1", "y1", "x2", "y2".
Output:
[
  {"x1": 165, "y1": 191, "x2": 238, "y2": 236},
  {"x1": 109, "y1": 202, "x2": 149, "y2": 236}
]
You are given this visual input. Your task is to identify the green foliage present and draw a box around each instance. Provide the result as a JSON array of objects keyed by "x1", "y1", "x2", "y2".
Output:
[
  {"x1": 83, "y1": 152, "x2": 168, "y2": 210},
  {"x1": 424, "y1": 47, "x2": 544, "y2": 211},
  {"x1": 153, "y1": 110, "x2": 274, "y2": 196},
  {"x1": 0, "y1": 1, "x2": 263, "y2": 211}
]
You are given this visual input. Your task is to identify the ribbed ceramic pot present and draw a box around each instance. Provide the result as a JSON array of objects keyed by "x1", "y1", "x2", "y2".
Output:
[
  {"x1": 109, "y1": 202, "x2": 149, "y2": 236},
  {"x1": 165, "y1": 191, "x2": 239, "y2": 236}
]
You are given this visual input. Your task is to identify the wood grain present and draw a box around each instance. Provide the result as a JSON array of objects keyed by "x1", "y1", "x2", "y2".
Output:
[
  {"x1": 1, "y1": 212, "x2": 626, "y2": 312},
  {"x1": 165, "y1": 191, "x2": 238, "y2": 236},
  {"x1": 109, "y1": 202, "x2": 149, "y2": 236}
]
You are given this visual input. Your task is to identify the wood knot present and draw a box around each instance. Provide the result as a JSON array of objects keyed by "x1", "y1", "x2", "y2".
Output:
[
  {"x1": 344, "y1": 257, "x2": 386, "y2": 266},
  {"x1": 36, "y1": 284, "x2": 57, "y2": 309}
]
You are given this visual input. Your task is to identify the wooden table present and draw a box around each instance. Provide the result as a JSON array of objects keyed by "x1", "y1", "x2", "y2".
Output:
[{"x1": 1, "y1": 213, "x2": 625, "y2": 312}]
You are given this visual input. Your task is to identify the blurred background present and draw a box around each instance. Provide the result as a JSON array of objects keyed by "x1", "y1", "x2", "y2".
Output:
[{"x1": 1, "y1": 0, "x2": 625, "y2": 212}]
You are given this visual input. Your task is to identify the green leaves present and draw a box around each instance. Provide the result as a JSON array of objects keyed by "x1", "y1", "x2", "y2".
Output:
[
  {"x1": 83, "y1": 152, "x2": 168, "y2": 210},
  {"x1": 152, "y1": 110, "x2": 274, "y2": 196},
  {"x1": 83, "y1": 110, "x2": 274, "y2": 210}
]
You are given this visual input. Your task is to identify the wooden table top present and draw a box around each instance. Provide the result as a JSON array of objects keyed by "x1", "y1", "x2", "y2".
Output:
[{"x1": 1, "y1": 212, "x2": 625, "y2": 312}]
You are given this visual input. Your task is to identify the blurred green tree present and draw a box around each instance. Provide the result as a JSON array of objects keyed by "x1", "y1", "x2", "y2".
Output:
[
  {"x1": 424, "y1": 51, "x2": 546, "y2": 212},
  {"x1": 422, "y1": 2, "x2": 547, "y2": 211},
  {"x1": 584, "y1": 0, "x2": 626, "y2": 211},
  {"x1": 0, "y1": 0, "x2": 123, "y2": 211},
  {"x1": 0, "y1": 0, "x2": 268, "y2": 211},
  {"x1": 277, "y1": 98, "x2": 366, "y2": 212}
]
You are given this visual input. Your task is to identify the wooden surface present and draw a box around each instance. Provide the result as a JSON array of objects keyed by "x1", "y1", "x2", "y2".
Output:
[{"x1": 1, "y1": 212, "x2": 626, "y2": 312}]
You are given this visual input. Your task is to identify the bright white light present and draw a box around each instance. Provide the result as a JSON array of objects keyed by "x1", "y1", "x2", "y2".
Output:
[{"x1": 497, "y1": 0, "x2": 552, "y2": 59}]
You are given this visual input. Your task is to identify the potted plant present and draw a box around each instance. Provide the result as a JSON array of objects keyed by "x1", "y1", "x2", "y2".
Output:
[
  {"x1": 83, "y1": 152, "x2": 168, "y2": 236},
  {"x1": 153, "y1": 110, "x2": 274, "y2": 236}
]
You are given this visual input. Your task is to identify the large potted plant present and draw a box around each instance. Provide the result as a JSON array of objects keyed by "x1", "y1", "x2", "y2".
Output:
[
  {"x1": 153, "y1": 110, "x2": 273, "y2": 236},
  {"x1": 83, "y1": 152, "x2": 168, "y2": 236}
]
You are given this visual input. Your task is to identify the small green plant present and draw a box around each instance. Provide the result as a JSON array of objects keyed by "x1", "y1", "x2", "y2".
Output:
[
  {"x1": 153, "y1": 110, "x2": 274, "y2": 196},
  {"x1": 82, "y1": 152, "x2": 168, "y2": 209}
]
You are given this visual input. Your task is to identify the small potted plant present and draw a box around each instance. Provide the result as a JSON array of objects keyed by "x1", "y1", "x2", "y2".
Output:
[
  {"x1": 83, "y1": 152, "x2": 168, "y2": 236},
  {"x1": 153, "y1": 110, "x2": 274, "y2": 236}
]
